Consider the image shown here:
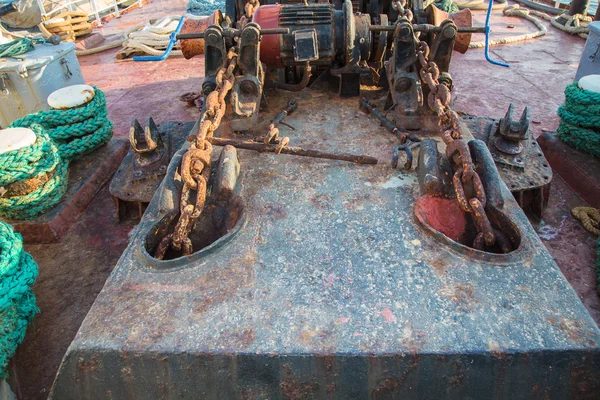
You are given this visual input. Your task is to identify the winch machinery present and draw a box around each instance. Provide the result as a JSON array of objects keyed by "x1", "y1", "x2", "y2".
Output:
[{"x1": 178, "y1": 0, "x2": 475, "y2": 130}]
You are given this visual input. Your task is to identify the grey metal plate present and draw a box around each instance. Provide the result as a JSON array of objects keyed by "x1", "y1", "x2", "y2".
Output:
[{"x1": 52, "y1": 89, "x2": 600, "y2": 399}]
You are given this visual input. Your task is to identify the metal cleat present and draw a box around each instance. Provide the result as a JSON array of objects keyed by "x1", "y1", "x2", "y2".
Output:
[
  {"x1": 466, "y1": 104, "x2": 552, "y2": 219},
  {"x1": 109, "y1": 119, "x2": 190, "y2": 221},
  {"x1": 494, "y1": 103, "x2": 530, "y2": 156}
]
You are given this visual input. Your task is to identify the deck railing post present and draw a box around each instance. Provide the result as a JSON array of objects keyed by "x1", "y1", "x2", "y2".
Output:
[{"x1": 568, "y1": 0, "x2": 590, "y2": 16}]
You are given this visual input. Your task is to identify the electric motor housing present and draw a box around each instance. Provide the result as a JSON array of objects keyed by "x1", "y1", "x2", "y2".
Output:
[{"x1": 252, "y1": 2, "x2": 372, "y2": 70}]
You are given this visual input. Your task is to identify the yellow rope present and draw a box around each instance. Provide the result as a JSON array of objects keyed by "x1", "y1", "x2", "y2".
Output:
[{"x1": 572, "y1": 207, "x2": 600, "y2": 236}]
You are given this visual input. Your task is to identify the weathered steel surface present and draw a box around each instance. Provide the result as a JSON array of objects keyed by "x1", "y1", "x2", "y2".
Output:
[
  {"x1": 466, "y1": 115, "x2": 552, "y2": 219},
  {"x1": 52, "y1": 91, "x2": 600, "y2": 399},
  {"x1": 110, "y1": 121, "x2": 189, "y2": 220}
]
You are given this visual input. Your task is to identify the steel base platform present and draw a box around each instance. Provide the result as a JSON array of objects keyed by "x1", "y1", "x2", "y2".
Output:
[
  {"x1": 51, "y1": 90, "x2": 600, "y2": 399},
  {"x1": 2, "y1": 138, "x2": 128, "y2": 243}
]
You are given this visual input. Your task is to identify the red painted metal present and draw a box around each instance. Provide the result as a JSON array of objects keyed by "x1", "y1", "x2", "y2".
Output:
[{"x1": 252, "y1": 4, "x2": 283, "y2": 68}]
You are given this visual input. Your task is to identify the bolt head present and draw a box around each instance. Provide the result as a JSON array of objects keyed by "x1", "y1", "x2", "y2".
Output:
[{"x1": 443, "y1": 26, "x2": 457, "y2": 39}]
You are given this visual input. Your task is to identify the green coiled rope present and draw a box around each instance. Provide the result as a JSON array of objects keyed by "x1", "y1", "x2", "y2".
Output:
[
  {"x1": 0, "y1": 221, "x2": 39, "y2": 378},
  {"x1": 435, "y1": 0, "x2": 459, "y2": 12},
  {"x1": 0, "y1": 126, "x2": 68, "y2": 220},
  {"x1": 557, "y1": 82, "x2": 600, "y2": 158},
  {"x1": 10, "y1": 87, "x2": 113, "y2": 162},
  {"x1": 0, "y1": 38, "x2": 34, "y2": 59}
]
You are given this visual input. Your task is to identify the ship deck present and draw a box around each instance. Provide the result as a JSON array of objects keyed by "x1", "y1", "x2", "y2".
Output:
[{"x1": 10, "y1": 0, "x2": 600, "y2": 398}]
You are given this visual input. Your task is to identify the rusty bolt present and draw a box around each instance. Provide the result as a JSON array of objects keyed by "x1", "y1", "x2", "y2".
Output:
[{"x1": 179, "y1": 92, "x2": 202, "y2": 107}]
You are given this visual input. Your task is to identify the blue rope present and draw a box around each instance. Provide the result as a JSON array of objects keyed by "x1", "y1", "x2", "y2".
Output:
[
  {"x1": 485, "y1": 0, "x2": 510, "y2": 68},
  {"x1": 186, "y1": 0, "x2": 225, "y2": 16}
]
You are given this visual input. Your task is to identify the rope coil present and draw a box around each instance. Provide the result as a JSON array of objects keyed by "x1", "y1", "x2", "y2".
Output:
[
  {"x1": 557, "y1": 82, "x2": 600, "y2": 159},
  {"x1": 0, "y1": 221, "x2": 39, "y2": 378},
  {"x1": 469, "y1": 5, "x2": 547, "y2": 48},
  {"x1": 10, "y1": 88, "x2": 113, "y2": 162},
  {"x1": 0, "y1": 37, "x2": 34, "y2": 58},
  {"x1": 122, "y1": 16, "x2": 184, "y2": 57},
  {"x1": 0, "y1": 127, "x2": 68, "y2": 220},
  {"x1": 186, "y1": 0, "x2": 225, "y2": 16},
  {"x1": 571, "y1": 207, "x2": 600, "y2": 294}
]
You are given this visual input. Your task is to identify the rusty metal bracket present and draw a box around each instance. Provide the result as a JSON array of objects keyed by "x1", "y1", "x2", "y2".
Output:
[
  {"x1": 129, "y1": 117, "x2": 163, "y2": 172},
  {"x1": 385, "y1": 20, "x2": 423, "y2": 116},
  {"x1": 202, "y1": 24, "x2": 227, "y2": 96},
  {"x1": 492, "y1": 103, "x2": 530, "y2": 165},
  {"x1": 429, "y1": 20, "x2": 457, "y2": 76},
  {"x1": 465, "y1": 107, "x2": 552, "y2": 219},
  {"x1": 110, "y1": 121, "x2": 192, "y2": 221},
  {"x1": 231, "y1": 23, "x2": 264, "y2": 131}
]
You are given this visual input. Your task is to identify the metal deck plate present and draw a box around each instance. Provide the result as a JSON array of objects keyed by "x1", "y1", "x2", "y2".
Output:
[{"x1": 52, "y1": 90, "x2": 600, "y2": 399}]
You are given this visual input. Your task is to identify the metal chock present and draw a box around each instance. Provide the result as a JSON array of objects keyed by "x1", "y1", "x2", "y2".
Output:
[{"x1": 494, "y1": 103, "x2": 530, "y2": 155}]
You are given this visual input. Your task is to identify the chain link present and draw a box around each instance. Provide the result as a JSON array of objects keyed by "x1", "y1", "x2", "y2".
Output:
[
  {"x1": 154, "y1": 47, "x2": 239, "y2": 260},
  {"x1": 391, "y1": 0, "x2": 414, "y2": 21},
  {"x1": 416, "y1": 41, "x2": 501, "y2": 252},
  {"x1": 239, "y1": 0, "x2": 260, "y2": 29}
]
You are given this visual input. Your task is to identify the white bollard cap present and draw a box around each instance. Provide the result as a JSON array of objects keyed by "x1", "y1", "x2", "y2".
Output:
[
  {"x1": 0, "y1": 128, "x2": 37, "y2": 155},
  {"x1": 48, "y1": 84, "x2": 95, "y2": 110},
  {"x1": 578, "y1": 74, "x2": 600, "y2": 94}
]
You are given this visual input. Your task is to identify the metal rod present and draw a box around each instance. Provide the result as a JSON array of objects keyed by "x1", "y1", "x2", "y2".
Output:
[
  {"x1": 209, "y1": 137, "x2": 378, "y2": 165},
  {"x1": 272, "y1": 100, "x2": 298, "y2": 126},
  {"x1": 369, "y1": 24, "x2": 486, "y2": 33},
  {"x1": 359, "y1": 98, "x2": 419, "y2": 143},
  {"x1": 177, "y1": 28, "x2": 290, "y2": 40}
]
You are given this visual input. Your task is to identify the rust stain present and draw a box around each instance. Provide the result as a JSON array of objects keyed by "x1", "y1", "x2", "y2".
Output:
[
  {"x1": 439, "y1": 283, "x2": 477, "y2": 312},
  {"x1": 569, "y1": 364, "x2": 599, "y2": 396},
  {"x1": 429, "y1": 257, "x2": 449, "y2": 276},
  {"x1": 553, "y1": 318, "x2": 593, "y2": 345},
  {"x1": 372, "y1": 378, "x2": 400, "y2": 398},
  {"x1": 280, "y1": 380, "x2": 319, "y2": 400},
  {"x1": 298, "y1": 329, "x2": 333, "y2": 347},
  {"x1": 447, "y1": 364, "x2": 464, "y2": 388},
  {"x1": 280, "y1": 365, "x2": 319, "y2": 400},
  {"x1": 299, "y1": 330, "x2": 318, "y2": 343},
  {"x1": 397, "y1": 324, "x2": 427, "y2": 354},
  {"x1": 192, "y1": 251, "x2": 258, "y2": 314},
  {"x1": 309, "y1": 194, "x2": 332, "y2": 210},
  {"x1": 221, "y1": 328, "x2": 256, "y2": 349},
  {"x1": 254, "y1": 203, "x2": 287, "y2": 220},
  {"x1": 77, "y1": 356, "x2": 99, "y2": 372}
]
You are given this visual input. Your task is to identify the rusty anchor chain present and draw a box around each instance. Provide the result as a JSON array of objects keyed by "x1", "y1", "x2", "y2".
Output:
[
  {"x1": 392, "y1": 0, "x2": 414, "y2": 22},
  {"x1": 154, "y1": 47, "x2": 239, "y2": 260},
  {"x1": 239, "y1": 0, "x2": 260, "y2": 29},
  {"x1": 416, "y1": 41, "x2": 507, "y2": 252}
]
